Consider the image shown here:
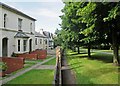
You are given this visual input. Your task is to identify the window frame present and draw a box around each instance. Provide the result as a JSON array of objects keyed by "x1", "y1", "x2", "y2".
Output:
[
  {"x1": 18, "y1": 18, "x2": 22, "y2": 30},
  {"x1": 35, "y1": 38, "x2": 37, "y2": 45},
  {"x1": 18, "y1": 40, "x2": 20, "y2": 52},
  {"x1": 23, "y1": 40, "x2": 27, "y2": 51},
  {"x1": 4, "y1": 14, "x2": 7, "y2": 28},
  {"x1": 30, "y1": 23, "x2": 32, "y2": 33}
]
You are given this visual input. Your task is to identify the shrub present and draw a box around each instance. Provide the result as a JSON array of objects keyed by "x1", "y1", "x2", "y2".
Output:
[{"x1": 0, "y1": 62, "x2": 7, "y2": 71}]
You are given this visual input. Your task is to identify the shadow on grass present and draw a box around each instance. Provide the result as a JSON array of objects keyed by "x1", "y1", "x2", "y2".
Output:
[
  {"x1": 91, "y1": 53, "x2": 113, "y2": 63},
  {"x1": 69, "y1": 52, "x2": 87, "y2": 56},
  {"x1": 68, "y1": 51, "x2": 113, "y2": 63},
  {"x1": 68, "y1": 53, "x2": 88, "y2": 59}
]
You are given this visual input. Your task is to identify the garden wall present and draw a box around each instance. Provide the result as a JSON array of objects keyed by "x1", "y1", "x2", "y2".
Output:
[
  {"x1": 18, "y1": 54, "x2": 38, "y2": 60},
  {"x1": 30, "y1": 49, "x2": 47, "y2": 59},
  {"x1": 0, "y1": 57, "x2": 24, "y2": 74}
]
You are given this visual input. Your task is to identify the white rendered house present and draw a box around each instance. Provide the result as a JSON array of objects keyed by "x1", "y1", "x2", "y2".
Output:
[
  {"x1": 43, "y1": 31, "x2": 54, "y2": 49},
  {"x1": 0, "y1": 2, "x2": 36, "y2": 57},
  {"x1": 35, "y1": 29, "x2": 54, "y2": 50},
  {"x1": 35, "y1": 31, "x2": 48, "y2": 50}
]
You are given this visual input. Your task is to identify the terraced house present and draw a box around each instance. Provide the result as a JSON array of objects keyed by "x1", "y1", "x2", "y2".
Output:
[
  {"x1": 35, "y1": 29, "x2": 54, "y2": 50},
  {"x1": 0, "y1": 2, "x2": 36, "y2": 57}
]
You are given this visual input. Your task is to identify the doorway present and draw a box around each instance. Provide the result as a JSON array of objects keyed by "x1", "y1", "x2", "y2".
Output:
[
  {"x1": 2, "y1": 37, "x2": 8, "y2": 57},
  {"x1": 29, "y1": 39, "x2": 32, "y2": 52}
]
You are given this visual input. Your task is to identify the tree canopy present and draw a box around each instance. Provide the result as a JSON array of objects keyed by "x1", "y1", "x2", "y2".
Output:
[{"x1": 54, "y1": 1, "x2": 120, "y2": 65}]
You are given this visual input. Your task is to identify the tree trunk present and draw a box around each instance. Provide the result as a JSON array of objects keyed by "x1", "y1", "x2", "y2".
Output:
[
  {"x1": 88, "y1": 44, "x2": 91, "y2": 58},
  {"x1": 112, "y1": 28, "x2": 119, "y2": 65},
  {"x1": 73, "y1": 46, "x2": 76, "y2": 52},
  {"x1": 77, "y1": 46, "x2": 80, "y2": 54}
]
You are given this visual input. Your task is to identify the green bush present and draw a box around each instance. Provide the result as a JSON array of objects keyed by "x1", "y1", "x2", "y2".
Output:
[{"x1": 0, "y1": 62, "x2": 8, "y2": 71}]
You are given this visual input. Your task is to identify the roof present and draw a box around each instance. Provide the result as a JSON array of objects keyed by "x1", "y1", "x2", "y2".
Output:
[
  {"x1": 0, "y1": 2, "x2": 36, "y2": 21},
  {"x1": 35, "y1": 31, "x2": 47, "y2": 38},
  {"x1": 14, "y1": 30, "x2": 29, "y2": 38},
  {"x1": 43, "y1": 31, "x2": 51, "y2": 38},
  {"x1": 43, "y1": 31, "x2": 54, "y2": 38}
]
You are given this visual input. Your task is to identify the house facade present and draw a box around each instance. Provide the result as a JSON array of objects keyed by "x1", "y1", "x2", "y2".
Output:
[
  {"x1": 43, "y1": 31, "x2": 54, "y2": 49},
  {"x1": 0, "y1": 3, "x2": 36, "y2": 57},
  {"x1": 35, "y1": 31, "x2": 48, "y2": 50},
  {"x1": 35, "y1": 29, "x2": 54, "y2": 50}
]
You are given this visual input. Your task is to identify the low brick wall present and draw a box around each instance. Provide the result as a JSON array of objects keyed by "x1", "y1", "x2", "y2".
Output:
[
  {"x1": 30, "y1": 49, "x2": 47, "y2": 59},
  {"x1": 18, "y1": 54, "x2": 38, "y2": 60},
  {"x1": 0, "y1": 57, "x2": 24, "y2": 74}
]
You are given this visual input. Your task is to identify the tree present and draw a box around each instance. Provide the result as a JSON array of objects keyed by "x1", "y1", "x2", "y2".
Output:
[
  {"x1": 94, "y1": 2, "x2": 120, "y2": 65},
  {"x1": 60, "y1": 2, "x2": 85, "y2": 54},
  {"x1": 60, "y1": 1, "x2": 120, "y2": 65}
]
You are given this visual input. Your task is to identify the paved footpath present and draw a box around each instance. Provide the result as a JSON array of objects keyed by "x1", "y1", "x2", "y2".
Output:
[
  {"x1": 34, "y1": 65, "x2": 55, "y2": 70},
  {"x1": 61, "y1": 54, "x2": 76, "y2": 85},
  {"x1": 1, "y1": 56, "x2": 55, "y2": 85}
]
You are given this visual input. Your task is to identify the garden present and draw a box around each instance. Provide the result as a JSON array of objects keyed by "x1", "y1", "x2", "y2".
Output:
[{"x1": 0, "y1": 54, "x2": 56, "y2": 85}]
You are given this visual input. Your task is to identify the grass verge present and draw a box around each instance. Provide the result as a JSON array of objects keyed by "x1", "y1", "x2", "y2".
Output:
[
  {"x1": 4, "y1": 69, "x2": 54, "y2": 84},
  {"x1": 43, "y1": 58, "x2": 56, "y2": 65},
  {"x1": 67, "y1": 50, "x2": 119, "y2": 84}
]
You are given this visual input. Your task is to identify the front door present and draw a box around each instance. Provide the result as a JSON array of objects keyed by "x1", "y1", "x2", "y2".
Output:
[
  {"x1": 29, "y1": 39, "x2": 32, "y2": 52},
  {"x1": 2, "y1": 38, "x2": 8, "y2": 56}
]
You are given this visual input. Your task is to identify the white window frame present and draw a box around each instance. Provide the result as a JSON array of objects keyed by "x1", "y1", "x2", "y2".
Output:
[
  {"x1": 18, "y1": 18, "x2": 22, "y2": 30},
  {"x1": 23, "y1": 40, "x2": 27, "y2": 51},
  {"x1": 4, "y1": 14, "x2": 7, "y2": 28}
]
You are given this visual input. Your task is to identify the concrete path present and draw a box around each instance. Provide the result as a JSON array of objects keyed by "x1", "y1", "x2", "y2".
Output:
[
  {"x1": 1, "y1": 56, "x2": 55, "y2": 85},
  {"x1": 61, "y1": 54, "x2": 76, "y2": 85},
  {"x1": 47, "y1": 49, "x2": 56, "y2": 55},
  {"x1": 34, "y1": 65, "x2": 55, "y2": 70}
]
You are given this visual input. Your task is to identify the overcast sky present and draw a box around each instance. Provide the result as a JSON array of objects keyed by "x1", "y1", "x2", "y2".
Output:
[{"x1": 1, "y1": 1, "x2": 64, "y2": 33}]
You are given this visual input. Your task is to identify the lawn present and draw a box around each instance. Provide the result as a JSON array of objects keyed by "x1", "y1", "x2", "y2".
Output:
[
  {"x1": 5, "y1": 69, "x2": 54, "y2": 84},
  {"x1": 80, "y1": 48, "x2": 120, "y2": 54},
  {"x1": 67, "y1": 50, "x2": 119, "y2": 84},
  {"x1": 1, "y1": 56, "x2": 52, "y2": 80},
  {"x1": 43, "y1": 58, "x2": 56, "y2": 65}
]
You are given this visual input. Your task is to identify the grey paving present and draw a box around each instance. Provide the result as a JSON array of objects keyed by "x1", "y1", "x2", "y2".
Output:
[
  {"x1": 61, "y1": 54, "x2": 76, "y2": 85},
  {"x1": 34, "y1": 65, "x2": 55, "y2": 70},
  {"x1": 47, "y1": 49, "x2": 56, "y2": 55}
]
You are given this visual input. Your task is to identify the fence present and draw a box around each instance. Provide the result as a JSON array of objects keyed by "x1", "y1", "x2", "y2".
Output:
[{"x1": 54, "y1": 46, "x2": 62, "y2": 86}]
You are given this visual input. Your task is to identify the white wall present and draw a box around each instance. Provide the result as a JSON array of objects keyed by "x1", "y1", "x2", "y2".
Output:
[
  {"x1": 0, "y1": 7, "x2": 36, "y2": 57},
  {"x1": 0, "y1": 7, "x2": 2, "y2": 28},
  {"x1": 0, "y1": 30, "x2": 2, "y2": 57},
  {"x1": 1, "y1": 8, "x2": 35, "y2": 33}
]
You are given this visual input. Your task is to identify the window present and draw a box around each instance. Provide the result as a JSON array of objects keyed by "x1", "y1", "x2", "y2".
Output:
[
  {"x1": 40, "y1": 39, "x2": 42, "y2": 44},
  {"x1": 18, "y1": 18, "x2": 22, "y2": 30},
  {"x1": 35, "y1": 38, "x2": 37, "y2": 45},
  {"x1": 45, "y1": 39, "x2": 47, "y2": 44},
  {"x1": 18, "y1": 40, "x2": 20, "y2": 51},
  {"x1": 23, "y1": 40, "x2": 27, "y2": 51},
  {"x1": 30, "y1": 23, "x2": 32, "y2": 33},
  {"x1": 4, "y1": 14, "x2": 7, "y2": 28}
]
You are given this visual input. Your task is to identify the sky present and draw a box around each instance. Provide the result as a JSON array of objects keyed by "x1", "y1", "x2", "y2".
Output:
[{"x1": 1, "y1": 1, "x2": 64, "y2": 34}]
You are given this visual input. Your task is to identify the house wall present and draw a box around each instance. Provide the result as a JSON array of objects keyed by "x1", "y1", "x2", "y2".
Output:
[
  {"x1": 0, "y1": 6, "x2": 2, "y2": 56},
  {"x1": 0, "y1": 6, "x2": 35, "y2": 57},
  {"x1": 34, "y1": 37, "x2": 50, "y2": 50},
  {"x1": 35, "y1": 37, "x2": 44, "y2": 50},
  {"x1": 0, "y1": 7, "x2": 2, "y2": 27},
  {"x1": 1, "y1": 8, "x2": 35, "y2": 33}
]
